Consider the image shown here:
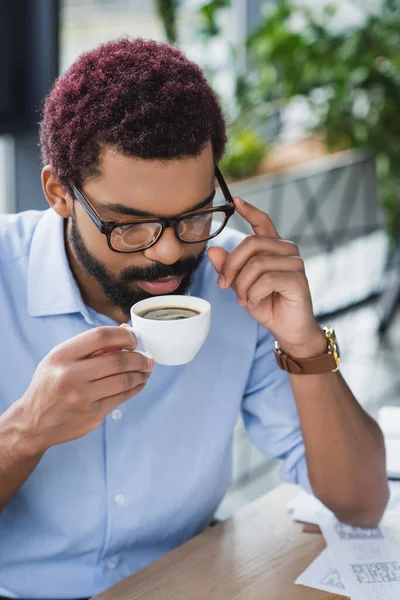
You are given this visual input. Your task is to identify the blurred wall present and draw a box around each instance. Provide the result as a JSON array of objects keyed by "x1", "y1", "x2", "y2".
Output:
[{"x1": 0, "y1": 1, "x2": 58, "y2": 214}]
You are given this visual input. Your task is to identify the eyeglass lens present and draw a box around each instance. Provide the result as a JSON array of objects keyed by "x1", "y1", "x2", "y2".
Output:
[{"x1": 109, "y1": 210, "x2": 228, "y2": 252}]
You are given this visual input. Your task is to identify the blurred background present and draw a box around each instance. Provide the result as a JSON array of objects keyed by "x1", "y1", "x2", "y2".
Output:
[{"x1": 1, "y1": 0, "x2": 400, "y2": 516}]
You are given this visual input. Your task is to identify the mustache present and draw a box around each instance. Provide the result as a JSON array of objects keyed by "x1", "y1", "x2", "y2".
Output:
[{"x1": 120, "y1": 255, "x2": 202, "y2": 283}]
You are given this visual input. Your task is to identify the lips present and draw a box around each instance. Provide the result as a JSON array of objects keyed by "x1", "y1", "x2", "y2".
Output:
[{"x1": 136, "y1": 276, "x2": 183, "y2": 295}]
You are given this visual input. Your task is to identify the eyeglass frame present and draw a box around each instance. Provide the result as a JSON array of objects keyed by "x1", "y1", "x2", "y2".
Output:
[{"x1": 69, "y1": 166, "x2": 235, "y2": 254}]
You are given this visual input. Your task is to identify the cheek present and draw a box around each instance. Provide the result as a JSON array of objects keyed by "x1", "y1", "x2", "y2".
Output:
[
  {"x1": 182, "y1": 241, "x2": 207, "y2": 259},
  {"x1": 84, "y1": 225, "x2": 117, "y2": 263},
  {"x1": 80, "y1": 221, "x2": 142, "y2": 272}
]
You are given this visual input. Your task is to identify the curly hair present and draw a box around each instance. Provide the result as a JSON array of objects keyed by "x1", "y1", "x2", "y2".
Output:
[{"x1": 40, "y1": 38, "x2": 227, "y2": 192}]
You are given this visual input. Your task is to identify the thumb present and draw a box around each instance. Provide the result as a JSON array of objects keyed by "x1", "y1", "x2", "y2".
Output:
[{"x1": 207, "y1": 246, "x2": 229, "y2": 275}]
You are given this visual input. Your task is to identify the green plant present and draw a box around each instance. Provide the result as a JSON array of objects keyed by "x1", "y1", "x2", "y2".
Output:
[
  {"x1": 155, "y1": 0, "x2": 266, "y2": 180},
  {"x1": 219, "y1": 127, "x2": 266, "y2": 180},
  {"x1": 244, "y1": 0, "x2": 400, "y2": 245},
  {"x1": 155, "y1": 0, "x2": 230, "y2": 44},
  {"x1": 196, "y1": 0, "x2": 230, "y2": 38},
  {"x1": 155, "y1": 0, "x2": 179, "y2": 44}
]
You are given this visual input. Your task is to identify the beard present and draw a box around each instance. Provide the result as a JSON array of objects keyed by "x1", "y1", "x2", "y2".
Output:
[{"x1": 67, "y1": 210, "x2": 206, "y2": 317}]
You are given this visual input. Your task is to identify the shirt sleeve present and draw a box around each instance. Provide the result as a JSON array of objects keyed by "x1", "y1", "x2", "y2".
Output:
[{"x1": 241, "y1": 324, "x2": 313, "y2": 493}]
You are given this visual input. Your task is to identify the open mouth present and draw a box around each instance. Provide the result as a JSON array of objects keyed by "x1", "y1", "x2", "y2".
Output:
[{"x1": 136, "y1": 276, "x2": 183, "y2": 295}]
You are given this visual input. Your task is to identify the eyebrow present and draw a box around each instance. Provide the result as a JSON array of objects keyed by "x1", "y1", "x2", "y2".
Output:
[{"x1": 100, "y1": 189, "x2": 217, "y2": 219}]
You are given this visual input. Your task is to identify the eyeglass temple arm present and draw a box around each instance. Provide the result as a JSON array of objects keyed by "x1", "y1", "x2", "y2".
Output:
[
  {"x1": 71, "y1": 183, "x2": 104, "y2": 230},
  {"x1": 215, "y1": 166, "x2": 234, "y2": 204}
]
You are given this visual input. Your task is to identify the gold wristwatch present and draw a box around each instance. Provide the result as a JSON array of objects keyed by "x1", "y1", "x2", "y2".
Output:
[{"x1": 274, "y1": 326, "x2": 340, "y2": 375}]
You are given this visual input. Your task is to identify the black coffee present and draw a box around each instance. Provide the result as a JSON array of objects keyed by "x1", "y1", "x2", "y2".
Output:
[{"x1": 137, "y1": 306, "x2": 201, "y2": 321}]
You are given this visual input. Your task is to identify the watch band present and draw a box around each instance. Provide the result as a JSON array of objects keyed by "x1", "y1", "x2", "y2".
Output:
[{"x1": 274, "y1": 326, "x2": 340, "y2": 375}]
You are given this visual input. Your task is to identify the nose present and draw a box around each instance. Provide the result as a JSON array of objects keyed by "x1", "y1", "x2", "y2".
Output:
[{"x1": 143, "y1": 226, "x2": 185, "y2": 265}]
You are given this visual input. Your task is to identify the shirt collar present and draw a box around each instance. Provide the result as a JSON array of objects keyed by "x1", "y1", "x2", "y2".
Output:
[{"x1": 27, "y1": 208, "x2": 88, "y2": 318}]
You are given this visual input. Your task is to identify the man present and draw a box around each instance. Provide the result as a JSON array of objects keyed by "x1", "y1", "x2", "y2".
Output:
[{"x1": 0, "y1": 38, "x2": 388, "y2": 599}]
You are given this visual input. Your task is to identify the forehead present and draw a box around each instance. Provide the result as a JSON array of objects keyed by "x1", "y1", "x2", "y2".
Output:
[{"x1": 84, "y1": 143, "x2": 215, "y2": 217}]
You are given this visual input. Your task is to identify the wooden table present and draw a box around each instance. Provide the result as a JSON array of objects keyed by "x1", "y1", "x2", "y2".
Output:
[{"x1": 94, "y1": 484, "x2": 348, "y2": 600}]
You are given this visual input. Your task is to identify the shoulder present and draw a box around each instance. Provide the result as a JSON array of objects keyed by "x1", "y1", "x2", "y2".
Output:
[{"x1": 0, "y1": 210, "x2": 44, "y2": 265}]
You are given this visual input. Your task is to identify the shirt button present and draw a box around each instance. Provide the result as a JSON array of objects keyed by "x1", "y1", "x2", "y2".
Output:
[
  {"x1": 107, "y1": 558, "x2": 117, "y2": 570},
  {"x1": 112, "y1": 409, "x2": 122, "y2": 420},
  {"x1": 114, "y1": 493, "x2": 125, "y2": 505}
]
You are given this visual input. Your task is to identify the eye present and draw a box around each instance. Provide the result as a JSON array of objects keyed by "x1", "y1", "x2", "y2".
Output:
[{"x1": 110, "y1": 223, "x2": 162, "y2": 251}]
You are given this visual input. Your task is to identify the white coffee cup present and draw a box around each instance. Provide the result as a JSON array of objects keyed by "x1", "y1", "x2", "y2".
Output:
[{"x1": 129, "y1": 295, "x2": 211, "y2": 366}]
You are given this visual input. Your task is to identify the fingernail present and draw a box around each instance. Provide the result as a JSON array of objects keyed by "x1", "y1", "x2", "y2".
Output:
[
  {"x1": 235, "y1": 196, "x2": 246, "y2": 205},
  {"x1": 247, "y1": 301, "x2": 256, "y2": 309},
  {"x1": 237, "y1": 297, "x2": 246, "y2": 307},
  {"x1": 144, "y1": 372, "x2": 151, "y2": 380},
  {"x1": 146, "y1": 359, "x2": 154, "y2": 371},
  {"x1": 218, "y1": 276, "x2": 227, "y2": 288}
]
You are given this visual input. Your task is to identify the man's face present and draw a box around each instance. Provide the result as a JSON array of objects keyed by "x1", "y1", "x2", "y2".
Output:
[{"x1": 67, "y1": 143, "x2": 215, "y2": 317}]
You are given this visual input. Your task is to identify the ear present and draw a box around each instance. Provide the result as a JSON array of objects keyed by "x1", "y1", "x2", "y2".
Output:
[{"x1": 41, "y1": 166, "x2": 73, "y2": 218}]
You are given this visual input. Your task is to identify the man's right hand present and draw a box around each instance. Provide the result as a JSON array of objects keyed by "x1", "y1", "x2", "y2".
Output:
[{"x1": 16, "y1": 326, "x2": 153, "y2": 451}]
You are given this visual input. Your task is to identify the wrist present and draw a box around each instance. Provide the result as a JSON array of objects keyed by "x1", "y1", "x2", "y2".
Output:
[
  {"x1": 277, "y1": 327, "x2": 327, "y2": 359},
  {"x1": 0, "y1": 399, "x2": 49, "y2": 458}
]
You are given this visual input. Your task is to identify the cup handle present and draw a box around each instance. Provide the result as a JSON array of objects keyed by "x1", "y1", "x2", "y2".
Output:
[{"x1": 126, "y1": 325, "x2": 153, "y2": 360}]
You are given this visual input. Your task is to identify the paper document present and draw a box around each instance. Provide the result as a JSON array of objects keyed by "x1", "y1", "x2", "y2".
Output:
[
  {"x1": 287, "y1": 489, "x2": 332, "y2": 525},
  {"x1": 318, "y1": 510, "x2": 400, "y2": 600},
  {"x1": 295, "y1": 547, "x2": 348, "y2": 596},
  {"x1": 286, "y1": 490, "x2": 310, "y2": 511},
  {"x1": 292, "y1": 494, "x2": 329, "y2": 525}
]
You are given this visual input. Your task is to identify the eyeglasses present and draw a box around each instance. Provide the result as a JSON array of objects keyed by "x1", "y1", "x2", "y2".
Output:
[{"x1": 70, "y1": 166, "x2": 235, "y2": 254}]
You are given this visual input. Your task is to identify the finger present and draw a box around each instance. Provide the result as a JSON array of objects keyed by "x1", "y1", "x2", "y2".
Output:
[
  {"x1": 235, "y1": 255, "x2": 305, "y2": 304},
  {"x1": 91, "y1": 346, "x2": 131, "y2": 357},
  {"x1": 97, "y1": 382, "x2": 148, "y2": 418},
  {"x1": 207, "y1": 246, "x2": 229, "y2": 276},
  {"x1": 88, "y1": 370, "x2": 150, "y2": 401},
  {"x1": 233, "y1": 196, "x2": 281, "y2": 238},
  {"x1": 246, "y1": 271, "x2": 309, "y2": 309},
  {"x1": 75, "y1": 350, "x2": 153, "y2": 382},
  {"x1": 218, "y1": 236, "x2": 300, "y2": 289},
  {"x1": 52, "y1": 327, "x2": 138, "y2": 362}
]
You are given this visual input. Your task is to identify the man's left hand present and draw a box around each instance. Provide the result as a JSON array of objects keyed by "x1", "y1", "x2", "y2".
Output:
[{"x1": 208, "y1": 196, "x2": 326, "y2": 356}]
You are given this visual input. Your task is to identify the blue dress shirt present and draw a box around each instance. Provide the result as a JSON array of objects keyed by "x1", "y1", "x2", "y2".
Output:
[{"x1": 0, "y1": 208, "x2": 311, "y2": 599}]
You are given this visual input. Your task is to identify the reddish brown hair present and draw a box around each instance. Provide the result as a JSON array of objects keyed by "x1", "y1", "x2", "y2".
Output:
[{"x1": 40, "y1": 38, "x2": 227, "y2": 191}]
